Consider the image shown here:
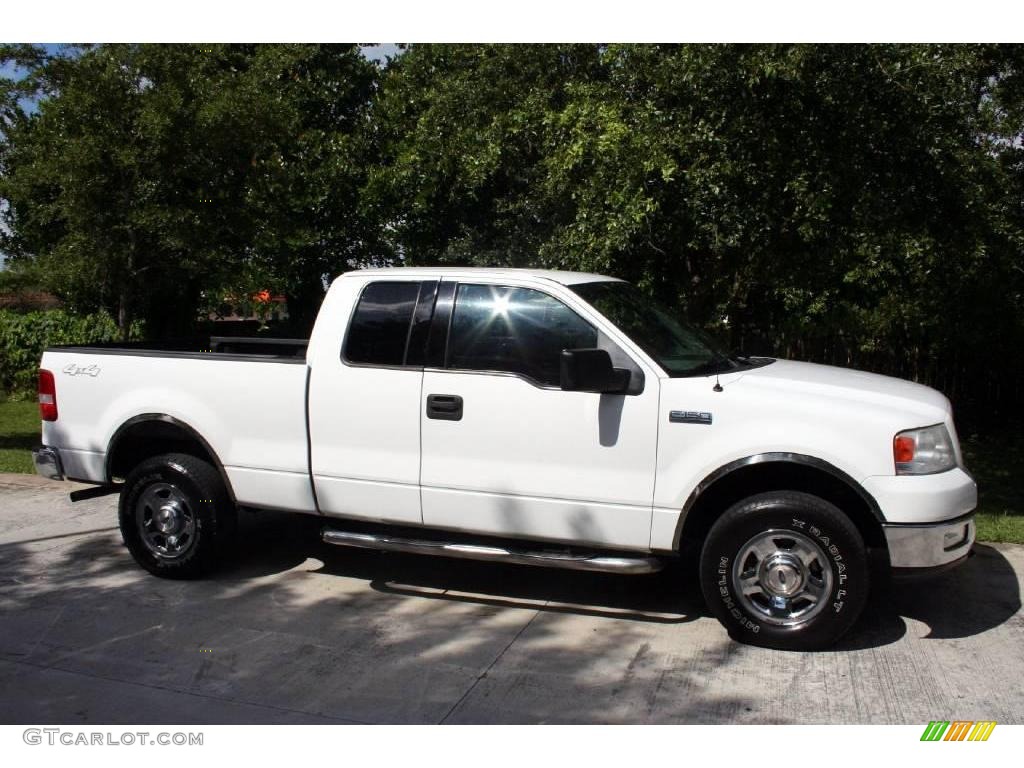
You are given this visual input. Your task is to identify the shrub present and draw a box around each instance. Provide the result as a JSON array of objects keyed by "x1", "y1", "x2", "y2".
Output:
[{"x1": 0, "y1": 310, "x2": 143, "y2": 393}]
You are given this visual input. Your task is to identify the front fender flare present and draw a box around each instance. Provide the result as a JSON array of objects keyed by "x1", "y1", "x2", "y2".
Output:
[{"x1": 672, "y1": 452, "x2": 884, "y2": 550}]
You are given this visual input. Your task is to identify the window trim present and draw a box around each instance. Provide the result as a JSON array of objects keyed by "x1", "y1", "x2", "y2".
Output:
[
  {"x1": 424, "y1": 365, "x2": 564, "y2": 391},
  {"x1": 340, "y1": 279, "x2": 437, "y2": 371},
  {"x1": 403, "y1": 280, "x2": 439, "y2": 367},
  {"x1": 424, "y1": 281, "x2": 456, "y2": 369}
]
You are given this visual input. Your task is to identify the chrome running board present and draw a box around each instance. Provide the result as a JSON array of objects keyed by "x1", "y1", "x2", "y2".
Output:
[{"x1": 321, "y1": 528, "x2": 663, "y2": 575}]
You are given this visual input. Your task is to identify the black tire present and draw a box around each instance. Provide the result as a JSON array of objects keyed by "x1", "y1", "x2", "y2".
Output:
[
  {"x1": 118, "y1": 453, "x2": 236, "y2": 579},
  {"x1": 699, "y1": 491, "x2": 868, "y2": 651}
]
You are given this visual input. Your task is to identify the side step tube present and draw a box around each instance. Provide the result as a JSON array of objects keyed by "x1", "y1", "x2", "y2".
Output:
[{"x1": 321, "y1": 528, "x2": 663, "y2": 575}]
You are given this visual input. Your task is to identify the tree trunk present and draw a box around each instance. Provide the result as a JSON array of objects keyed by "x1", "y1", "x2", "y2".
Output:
[
  {"x1": 118, "y1": 290, "x2": 130, "y2": 343},
  {"x1": 121, "y1": 236, "x2": 134, "y2": 343}
]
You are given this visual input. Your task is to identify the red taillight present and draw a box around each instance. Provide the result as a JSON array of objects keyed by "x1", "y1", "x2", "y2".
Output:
[
  {"x1": 893, "y1": 435, "x2": 915, "y2": 464},
  {"x1": 38, "y1": 369, "x2": 58, "y2": 421}
]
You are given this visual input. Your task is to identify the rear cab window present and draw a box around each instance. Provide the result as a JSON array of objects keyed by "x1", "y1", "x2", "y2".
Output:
[{"x1": 343, "y1": 281, "x2": 437, "y2": 367}]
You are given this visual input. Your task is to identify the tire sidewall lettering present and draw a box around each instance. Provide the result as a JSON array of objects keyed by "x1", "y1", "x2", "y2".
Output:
[
  {"x1": 715, "y1": 554, "x2": 762, "y2": 633},
  {"x1": 792, "y1": 517, "x2": 851, "y2": 614}
]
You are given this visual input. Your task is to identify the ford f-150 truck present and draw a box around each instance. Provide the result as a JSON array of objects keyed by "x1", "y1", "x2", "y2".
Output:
[{"x1": 32, "y1": 267, "x2": 977, "y2": 649}]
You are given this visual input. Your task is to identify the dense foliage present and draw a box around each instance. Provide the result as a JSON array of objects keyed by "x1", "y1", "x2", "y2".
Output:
[
  {"x1": 0, "y1": 309, "x2": 142, "y2": 391},
  {"x1": 3, "y1": 44, "x2": 1023, "y2": 426},
  {"x1": 0, "y1": 44, "x2": 378, "y2": 337}
]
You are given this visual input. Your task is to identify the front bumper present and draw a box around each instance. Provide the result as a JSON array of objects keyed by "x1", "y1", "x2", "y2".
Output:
[
  {"x1": 862, "y1": 466, "x2": 976, "y2": 524},
  {"x1": 32, "y1": 446, "x2": 65, "y2": 481},
  {"x1": 883, "y1": 512, "x2": 975, "y2": 569}
]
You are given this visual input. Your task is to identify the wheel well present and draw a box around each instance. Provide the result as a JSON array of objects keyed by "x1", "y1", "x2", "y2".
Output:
[
  {"x1": 106, "y1": 416, "x2": 233, "y2": 501},
  {"x1": 677, "y1": 459, "x2": 887, "y2": 552}
]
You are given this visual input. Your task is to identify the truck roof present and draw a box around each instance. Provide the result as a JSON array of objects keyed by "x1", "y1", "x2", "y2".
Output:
[{"x1": 338, "y1": 266, "x2": 622, "y2": 286}]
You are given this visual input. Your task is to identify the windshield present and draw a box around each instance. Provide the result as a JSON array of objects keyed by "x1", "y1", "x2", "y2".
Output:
[{"x1": 570, "y1": 281, "x2": 732, "y2": 377}]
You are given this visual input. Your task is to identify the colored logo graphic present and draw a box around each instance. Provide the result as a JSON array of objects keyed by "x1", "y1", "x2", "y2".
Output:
[{"x1": 920, "y1": 721, "x2": 996, "y2": 741}]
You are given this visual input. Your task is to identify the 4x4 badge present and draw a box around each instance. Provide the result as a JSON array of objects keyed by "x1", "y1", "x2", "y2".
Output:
[{"x1": 62, "y1": 363, "x2": 101, "y2": 377}]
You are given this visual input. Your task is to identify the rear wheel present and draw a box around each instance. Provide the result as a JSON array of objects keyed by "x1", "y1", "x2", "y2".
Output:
[
  {"x1": 699, "y1": 491, "x2": 868, "y2": 650},
  {"x1": 119, "y1": 453, "x2": 235, "y2": 578}
]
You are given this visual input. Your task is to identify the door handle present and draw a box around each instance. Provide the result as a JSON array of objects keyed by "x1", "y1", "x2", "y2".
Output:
[{"x1": 426, "y1": 394, "x2": 463, "y2": 421}]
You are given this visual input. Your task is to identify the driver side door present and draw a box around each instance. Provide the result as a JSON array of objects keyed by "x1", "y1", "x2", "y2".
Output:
[{"x1": 419, "y1": 280, "x2": 660, "y2": 550}]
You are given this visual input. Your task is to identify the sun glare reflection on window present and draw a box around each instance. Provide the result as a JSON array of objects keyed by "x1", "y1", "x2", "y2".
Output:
[
  {"x1": 448, "y1": 284, "x2": 599, "y2": 386},
  {"x1": 490, "y1": 291, "x2": 511, "y2": 317}
]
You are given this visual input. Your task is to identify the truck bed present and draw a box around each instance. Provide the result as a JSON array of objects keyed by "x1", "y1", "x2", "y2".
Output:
[{"x1": 40, "y1": 338, "x2": 315, "y2": 513}]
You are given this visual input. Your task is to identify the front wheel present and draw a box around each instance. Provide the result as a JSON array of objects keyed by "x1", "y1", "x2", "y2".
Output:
[
  {"x1": 699, "y1": 491, "x2": 868, "y2": 650},
  {"x1": 119, "y1": 453, "x2": 236, "y2": 578}
]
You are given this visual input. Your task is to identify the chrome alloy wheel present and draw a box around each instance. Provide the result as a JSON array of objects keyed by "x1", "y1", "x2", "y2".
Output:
[
  {"x1": 731, "y1": 529, "x2": 833, "y2": 627},
  {"x1": 136, "y1": 482, "x2": 196, "y2": 560}
]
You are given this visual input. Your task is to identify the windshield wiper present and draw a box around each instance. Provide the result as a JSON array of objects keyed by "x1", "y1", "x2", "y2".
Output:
[{"x1": 687, "y1": 353, "x2": 736, "y2": 377}]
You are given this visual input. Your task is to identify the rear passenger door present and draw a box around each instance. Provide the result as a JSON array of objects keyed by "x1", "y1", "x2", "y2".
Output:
[{"x1": 309, "y1": 278, "x2": 436, "y2": 525}]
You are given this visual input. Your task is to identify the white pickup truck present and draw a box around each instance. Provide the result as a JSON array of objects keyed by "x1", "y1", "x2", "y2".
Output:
[{"x1": 32, "y1": 267, "x2": 977, "y2": 649}]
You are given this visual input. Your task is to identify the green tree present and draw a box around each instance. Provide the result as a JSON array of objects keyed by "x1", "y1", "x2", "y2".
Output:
[
  {"x1": 1, "y1": 44, "x2": 378, "y2": 337},
  {"x1": 4, "y1": 43, "x2": 1023, "y2": 425},
  {"x1": 197, "y1": 44, "x2": 380, "y2": 331},
  {"x1": 371, "y1": 43, "x2": 1024, "y2": 426}
]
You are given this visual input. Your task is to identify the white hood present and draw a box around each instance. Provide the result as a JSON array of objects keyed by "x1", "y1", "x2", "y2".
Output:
[{"x1": 730, "y1": 359, "x2": 951, "y2": 424}]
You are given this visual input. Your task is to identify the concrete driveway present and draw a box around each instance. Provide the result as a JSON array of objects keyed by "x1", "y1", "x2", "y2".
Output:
[{"x1": 1, "y1": 473, "x2": 1021, "y2": 725}]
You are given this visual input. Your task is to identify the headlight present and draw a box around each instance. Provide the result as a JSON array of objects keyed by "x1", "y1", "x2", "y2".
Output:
[{"x1": 893, "y1": 424, "x2": 957, "y2": 475}]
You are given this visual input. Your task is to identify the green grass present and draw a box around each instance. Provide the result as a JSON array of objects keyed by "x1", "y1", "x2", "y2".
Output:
[
  {"x1": 0, "y1": 397, "x2": 38, "y2": 474},
  {"x1": 0, "y1": 393, "x2": 1021, "y2": 542},
  {"x1": 961, "y1": 432, "x2": 1024, "y2": 544}
]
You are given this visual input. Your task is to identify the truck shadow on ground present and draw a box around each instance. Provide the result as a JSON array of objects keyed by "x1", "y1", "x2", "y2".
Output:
[
  {"x1": 0, "y1": 504, "x2": 1021, "y2": 724},
  {"x1": 836, "y1": 543, "x2": 1022, "y2": 649},
  {"x1": 0, "y1": 511, "x2": 748, "y2": 723},
  {"x1": 224, "y1": 510, "x2": 703, "y2": 625},
  {"x1": 222, "y1": 512, "x2": 1021, "y2": 650}
]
